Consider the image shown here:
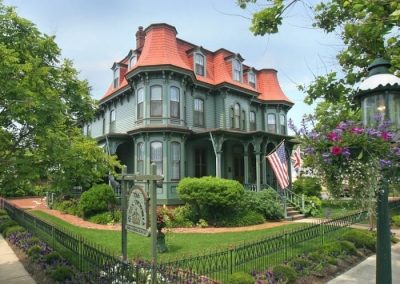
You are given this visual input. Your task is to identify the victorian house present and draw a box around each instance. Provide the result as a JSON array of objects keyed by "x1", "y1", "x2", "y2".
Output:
[{"x1": 83, "y1": 23, "x2": 295, "y2": 205}]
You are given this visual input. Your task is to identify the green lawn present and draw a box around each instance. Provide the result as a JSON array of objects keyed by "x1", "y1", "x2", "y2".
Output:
[{"x1": 30, "y1": 210, "x2": 303, "y2": 261}]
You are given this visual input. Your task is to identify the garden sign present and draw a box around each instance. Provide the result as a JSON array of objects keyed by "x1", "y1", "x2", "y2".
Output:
[{"x1": 126, "y1": 186, "x2": 150, "y2": 237}]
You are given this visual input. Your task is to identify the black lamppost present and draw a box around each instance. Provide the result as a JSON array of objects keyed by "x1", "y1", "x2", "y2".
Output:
[{"x1": 355, "y1": 58, "x2": 400, "y2": 284}]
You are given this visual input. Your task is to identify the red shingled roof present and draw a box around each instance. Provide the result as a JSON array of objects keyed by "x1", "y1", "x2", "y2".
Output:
[{"x1": 101, "y1": 23, "x2": 292, "y2": 105}]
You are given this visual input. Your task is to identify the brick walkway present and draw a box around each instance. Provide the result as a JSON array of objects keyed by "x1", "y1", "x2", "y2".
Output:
[{"x1": 7, "y1": 197, "x2": 290, "y2": 233}]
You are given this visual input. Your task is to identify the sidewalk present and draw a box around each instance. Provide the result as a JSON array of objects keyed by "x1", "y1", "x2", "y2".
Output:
[
  {"x1": 328, "y1": 229, "x2": 400, "y2": 284},
  {"x1": 0, "y1": 234, "x2": 36, "y2": 284}
]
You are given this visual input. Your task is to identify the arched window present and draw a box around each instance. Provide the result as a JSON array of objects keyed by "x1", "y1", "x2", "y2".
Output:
[
  {"x1": 150, "y1": 141, "x2": 163, "y2": 175},
  {"x1": 248, "y1": 71, "x2": 256, "y2": 88},
  {"x1": 194, "y1": 98, "x2": 204, "y2": 126},
  {"x1": 194, "y1": 53, "x2": 205, "y2": 76},
  {"x1": 137, "y1": 143, "x2": 144, "y2": 174},
  {"x1": 113, "y1": 68, "x2": 119, "y2": 89},
  {"x1": 137, "y1": 88, "x2": 144, "y2": 119},
  {"x1": 234, "y1": 103, "x2": 240, "y2": 129},
  {"x1": 267, "y1": 113, "x2": 276, "y2": 133},
  {"x1": 233, "y1": 59, "x2": 242, "y2": 82},
  {"x1": 249, "y1": 111, "x2": 256, "y2": 131},
  {"x1": 129, "y1": 55, "x2": 136, "y2": 69},
  {"x1": 171, "y1": 142, "x2": 181, "y2": 180},
  {"x1": 110, "y1": 109, "x2": 116, "y2": 132},
  {"x1": 170, "y1": 87, "x2": 180, "y2": 119},
  {"x1": 280, "y1": 113, "x2": 286, "y2": 134},
  {"x1": 150, "y1": 85, "x2": 162, "y2": 117}
]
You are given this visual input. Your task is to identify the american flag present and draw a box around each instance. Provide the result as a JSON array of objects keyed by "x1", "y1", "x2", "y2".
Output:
[
  {"x1": 291, "y1": 146, "x2": 302, "y2": 171},
  {"x1": 267, "y1": 142, "x2": 289, "y2": 190}
]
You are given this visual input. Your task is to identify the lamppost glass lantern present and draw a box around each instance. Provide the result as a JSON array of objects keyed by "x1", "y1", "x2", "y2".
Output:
[
  {"x1": 356, "y1": 58, "x2": 400, "y2": 128},
  {"x1": 356, "y1": 57, "x2": 400, "y2": 284}
]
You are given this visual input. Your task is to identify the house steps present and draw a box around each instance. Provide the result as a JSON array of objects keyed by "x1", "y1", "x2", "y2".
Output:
[{"x1": 286, "y1": 206, "x2": 305, "y2": 221}]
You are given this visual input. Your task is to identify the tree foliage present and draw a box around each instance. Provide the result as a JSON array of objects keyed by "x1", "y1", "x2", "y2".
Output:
[
  {"x1": 239, "y1": 0, "x2": 400, "y2": 126},
  {"x1": 0, "y1": 1, "x2": 119, "y2": 196}
]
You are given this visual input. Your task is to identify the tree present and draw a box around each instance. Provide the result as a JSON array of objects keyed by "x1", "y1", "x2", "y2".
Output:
[
  {"x1": 239, "y1": 0, "x2": 400, "y2": 202},
  {"x1": 238, "y1": 0, "x2": 400, "y2": 127},
  {"x1": 0, "y1": 1, "x2": 119, "y2": 196}
]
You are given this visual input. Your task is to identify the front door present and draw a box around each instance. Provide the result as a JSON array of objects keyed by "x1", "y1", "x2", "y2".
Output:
[{"x1": 232, "y1": 145, "x2": 244, "y2": 183}]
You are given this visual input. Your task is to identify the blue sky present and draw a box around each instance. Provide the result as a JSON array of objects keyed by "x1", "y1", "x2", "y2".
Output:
[{"x1": 4, "y1": 0, "x2": 342, "y2": 128}]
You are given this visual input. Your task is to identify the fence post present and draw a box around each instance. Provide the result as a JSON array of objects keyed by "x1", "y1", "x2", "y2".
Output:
[
  {"x1": 284, "y1": 231, "x2": 288, "y2": 261},
  {"x1": 301, "y1": 194, "x2": 305, "y2": 211},
  {"x1": 230, "y1": 248, "x2": 233, "y2": 276},
  {"x1": 321, "y1": 221, "x2": 325, "y2": 245}
]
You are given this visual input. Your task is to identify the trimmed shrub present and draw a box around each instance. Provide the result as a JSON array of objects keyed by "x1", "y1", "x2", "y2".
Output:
[
  {"x1": 272, "y1": 264, "x2": 297, "y2": 283},
  {"x1": 177, "y1": 177, "x2": 244, "y2": 223},
  {"x1": 217, "y1": 210, "x2": 264, "y2": 227},
  {"x1": 54, "y1": 199, "x2": 80, "y2": 216},
  {"x1": 292, "y1": 176, "x2": 322, "y2": 197},
  {"x1": 228, "y1": 271, "x2": 254, "y2": 284},
  {"x1": 89, "y1": 212, "x2": 114, "y2": 224},
  {"x1": 0, "y1": 219, "x2": 17, "y2": 234},
  {"x1": 4, "y1": 225, "x2": 25, "y2": 238},
  {"x1": 79, "y1": 184, "x2": 116, "y2": 217},
  {"x1": 340, "y1": 230, "x2": 376, "y2": 251},
  {"x1": 0, "y1": 209, "x2": 7, "y2": 216},
  {"x1": 242, "y1": 189, "x2": 284, "y2": 220},
  {"x1": 48, "y1": 266, "x2": 73, "y2": 282},
  {"x1": 392, "y1": 215, "x2": 400, "y2": 228}
]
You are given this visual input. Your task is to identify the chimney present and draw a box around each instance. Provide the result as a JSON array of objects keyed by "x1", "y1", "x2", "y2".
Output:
[{"x1": 136, "y1": 26, "x2": 145, "y2": 49}]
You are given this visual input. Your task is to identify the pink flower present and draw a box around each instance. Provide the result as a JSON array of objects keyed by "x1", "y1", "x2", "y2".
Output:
[
  {"x1": 381, "y1": 131, "x2": 392, "y2": 141},
  {"x1": 327, "y1": 132, "x2": 340, "y2": 142},
  {"x1": 351, "y1": 127, "x2": 364, "y2": 134},
  {"x1": 331, "y1": 146, "x2": 343, "y2": 156}
]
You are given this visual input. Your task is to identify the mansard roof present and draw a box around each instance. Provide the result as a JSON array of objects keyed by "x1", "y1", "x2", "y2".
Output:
[{"x1": 101, "y1": 23, "x2": 292, "y2": 105}]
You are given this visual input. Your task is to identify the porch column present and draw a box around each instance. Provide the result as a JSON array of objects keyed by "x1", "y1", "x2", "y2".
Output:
[
  {"x1": 209, "y1": 133, "x2": 224, "y2": 178},
  {"x1": 262, "y1": 150, "x2": 267, "y2": 186},
  {"x1": 216, "y1": 151, "x2": 222, "y2": 178},
  {"x1": 253, "y1": 138, "x2": 263, "y2": 192},
  {"x1": 243, "y1": 143, "x2": 249, "y2": 184},
  {"x1": 255, "y1": 152, "x2": 261, "y2": 192}
]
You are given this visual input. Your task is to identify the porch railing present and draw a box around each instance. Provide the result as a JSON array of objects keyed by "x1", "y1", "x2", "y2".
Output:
[
  {"x1": 243, "y1": 183, "x2": 271, "y2": 192},
  {"x1": 285, "y1": 188, "x2": 305, "y2": 211}
]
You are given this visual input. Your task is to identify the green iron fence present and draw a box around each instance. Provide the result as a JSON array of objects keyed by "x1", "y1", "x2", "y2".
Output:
[{"x1": 2, "y1": 197, "x2": 400, "y2": 283}]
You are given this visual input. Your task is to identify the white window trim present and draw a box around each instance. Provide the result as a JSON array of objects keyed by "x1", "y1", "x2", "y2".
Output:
[
  {"x1": 248, "y1": 70, "x2": 256, "y2": 88},
  {"x1": 194, "y1": 52, "x2": 206, "y2": 77},
  {"x1": 232, "y1": 59, "x2": 242, "y2": 82},
  {"x1": 113, "y1": 67, "x2": 119, "y2": 89}
]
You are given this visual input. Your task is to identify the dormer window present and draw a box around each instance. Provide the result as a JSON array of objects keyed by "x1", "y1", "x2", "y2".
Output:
[
  {"x1": 194, "y1": 53, "x2": 205, "y2": 76},
  {"x1": 129, "y1": 55, "x2": 137, "y2": 69},
  {"x1": 248, "y1": 71, "x2": 256, "y2": 88},
  {"x1": 233, "y1": 59, "x2": 242, "y2": 82},
  {"x1": 113, "y1": 68, "x2": 119, "y2": 89}
]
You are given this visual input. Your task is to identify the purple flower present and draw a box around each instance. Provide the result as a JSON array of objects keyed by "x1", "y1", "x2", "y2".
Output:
[
  {"x1": 337, "y1": 121, "x2": 349, "y2": 130},
  {"x1": 392, "y1": 147, "x2": 400, "y2": 156},
  {"x1": 288, "y1": 118, "x2": 297, "y2": 133},
  {"x1": 380, "y1": 159, "x2": 391, "y2": 168},
  {"x1": 308, "y1": 131, "x2": 319, "y2": 139},
  {"x1": 304, "y1": 146, "x2": 315, "y2": 155},
  {"x1": 342, "y1": 147, "x2": 351, "y2": 158},
  {"x1": 322, "y1": 152, "x2": 332, "y2": 163}
]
